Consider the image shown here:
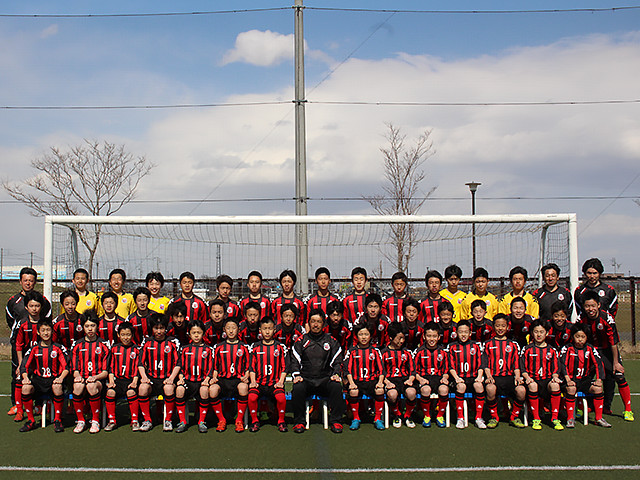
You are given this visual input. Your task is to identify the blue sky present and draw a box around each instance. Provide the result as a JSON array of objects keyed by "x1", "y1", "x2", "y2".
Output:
[{"x1": 1, "y1": 1, "x2": 639, "y2": 276}]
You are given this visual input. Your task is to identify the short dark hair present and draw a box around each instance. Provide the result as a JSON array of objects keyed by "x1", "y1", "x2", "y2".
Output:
[
  {"x1": 391, "y1": 271, "x2": 408, "y2": 283},
  {"x1": 444, "y1": 264, "x2": 462, "y2": 279},
  {"x1": 149, "y1": 313, "x2": 168, "y2": 329},
  {"x1": 492, "y1": 313, "x2": 509, "y2": 324},
  {"x1": 109, "y1": 268, "x2": 126, "y2": 282},
  {"x1": 582, "y1": 258, "x2": 604, "y2": 275},
  {"x1": 470, "y1": 299, "x2": 487, "y2": 312},
  {"x1": 81, "y1": 311, "x2": 99, "y2": 327},
  {"x1": 101, "y1": 291, "x2": 118, "y2": 305},
  {"x1": 279, "y1": 269, "x2": 297, "y2": 285},
  {"x1": 280, "y1": 303, "x2": 299, "y2": 317},
  {"x1": 510, "y1": 296, "x2": 526, "y2": 307},
  {"x1": 509, "y1": 266, "x2": 528, "y2": 281},
  {"x1": 402, "y1": 297, "x2": 420, "y2": 315},
  {"x1": 365, "y1": 293, "x2": 382, "y2": 307},
  {"x1": 387, "y1": 321, "x2": 406, "y2": 339},
  {"x1": 167, "y1": 301, "x2": 187, "y2": 317},
  {"x1": 541, "y1": 263, "x2": 560, "y2": 276},
  {"x1": 209, "y1": 299, "x2": 226, "y2": 311},
  {"x1": 582, "y1": 290, "x2": 601, "y2": 304},
  {"x1": 243, "y1": 301, "x2": 261, "y2": 314},
  {"x1": 351, "y1": 266, "x2": 367, "y2": 280},
  {"x1": 423, "y1": 321, "x2": 440, "y2": 334},
  {"x1": 437, "y1": 302, "x2": 454, "y2": 315},
  {"x1": 425, "y1": 270, "x2": 443, "y2": 283},
  {"x1": 223, "y1": 316, "x2": 240, "y2": 327},
  {"x1": 315, "y1": 267, "x2": 331, "y2": 279},
  {"x1": 247, "y1": 270, "x2": 263, "y2": 281},
  {"x1": 550, "y1": 301, "x2": 568, "y2": 316},
  {"x1": 216, "y1": 274, "x2": 233, "y2": 289},
  {"x1": 60, "y1": 289, "x2": 79, "y2": 305},
  {"x1": 307, "y1": 308, "x2": 326, "y2": 322},
  {"x1": 179, "y1": 271, "x2": 195, "y2": 282},
  {"x1": 117, "y1": 321, "x2": 134, "y2": 334},
  {"x1": 456, "y1": 319, "x2": 471, "y2": 330},
  {"x1": 473, "y1": 267, "x2": 489, "y2": 281},
  {"x1": 259, "y1": 316, "x2": 276, "y2": 327},
  {"x1": 570, "y1": 323, "x2": 588, "y2": 337},
  {"x1": 326, "y1": 300, "x2": 343, "y2": 316},
  {"x1": 188, "y1": 319, "x2": 205, "y2": 332},
  {"x1": 145, "y1": 271, "x2": 165, "y2": 287},
  {"x1": 133, "y1": 286, "x2": 151, "y2": 302},
  {"x1": 530, "y1": 319, "x2": 550, "y2": 332},
  {"x1": 353, "y1": 322, "x2": 372, "y2": 335},
  {"x1": 37, "y1": 319, "x2": 53, "y2": 330},
  {"x1": 73, "y1": 268, "x2": 89, "y2": 279},
  {"x1": 19, "y1": 267, "x2": 37, "y2": 280}
]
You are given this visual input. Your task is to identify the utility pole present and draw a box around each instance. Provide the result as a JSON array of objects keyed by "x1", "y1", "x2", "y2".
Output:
[
  {"x1": 466, "y1": 182, "x2": 481, "y2": 272},
  {"x1": 294, "y1": 0, "x2": 309, "y2": 295}
]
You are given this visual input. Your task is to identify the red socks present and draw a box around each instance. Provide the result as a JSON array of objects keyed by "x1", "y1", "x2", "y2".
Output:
[
  {"x1": 619, "y1": 382, "x2": 632, "y2": 411},
  {"x1": 349, "y1": 397, "x2": 360, "y2": 421}
]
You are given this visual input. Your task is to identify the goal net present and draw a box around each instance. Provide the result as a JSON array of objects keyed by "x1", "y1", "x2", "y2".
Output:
[{"x1": 44, "y1": 214, "x2": 578, "y2": 299}]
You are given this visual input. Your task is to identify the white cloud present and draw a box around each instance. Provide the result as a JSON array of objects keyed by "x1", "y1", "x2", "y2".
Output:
[
  {"x1": 221, "y1": 30, "x2": 295, "y2": 67},
  {"x1": 40, "y1": 25, "x2": 58, "y2": 39}
]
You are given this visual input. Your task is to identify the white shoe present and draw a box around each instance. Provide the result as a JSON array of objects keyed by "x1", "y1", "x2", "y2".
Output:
[
  {"x1": 475, "y1": 418, "x2": 487, "y2": 429},
  {"x1": 163, "y1": 420, "x2": 173, "y2": 432},
  {"x1": 73, "y1": 421, "x2": 86, "y2": 434},
  {"x1": 404, "y1": 418, "x2": 416, "y2": 428},
  {"x1": 139, "y1": 420, "x2": 153, "y2": 432},
  {"x1": 456, "y1": 418, "x2": 466, "y2": 429},
  {"x1": 89, "y1": 420, "x2": 100, "y2": 434},
  {"x1": 392, "y1": 417, "x2": 402, "y2": 428}
]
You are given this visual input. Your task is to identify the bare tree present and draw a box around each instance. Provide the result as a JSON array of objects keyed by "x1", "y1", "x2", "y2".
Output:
[
  {"x1": 3, "y1": 139, "x2": 154, "y2": 277},
  {"x1": 366, "y1": 123, "x2": 436, "y2": 273}
]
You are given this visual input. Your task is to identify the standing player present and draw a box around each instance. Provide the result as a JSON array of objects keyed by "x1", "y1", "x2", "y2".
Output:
[
  {"x1": 170, "y1": 272, "x2": 208, "y2": 323},
  {"x1": 65, "y1": 268, "x2": 98, "y2": 314},
  {"x1": 574, "y1": 258, "x2": 618, "y2": 318},
  {"x1": 98, "y1": 269, "x2": 135, "y2": 318},
  {"x1": 146, "y1": 271, "x2": 170, "y2": 315},
  {"x1": 498, "y1": 266, "x2": 539, "y2": 318},
  {"x1": 402, "y1": 298, "x2": 424, "y2": 351},
  {"x1": 460, "y1": 268, "x2": 499, "y2": 321},
  {"x1": 469, "y1": 299, "x2": 495, "y2": 343},
  {"x1": 239, "y1": 271, "x2": 271, "y2": 320},
  {"x1": 306, "y1": 267, "x2": 341, "y2": 322},
  {"x1": 52, "y1": 290, "x2": 84, "y2": 350},
  {"x1": 98, "y1": 292, "x2": 125, "y2": 348},
  {"x1": 439, "y1": 265, "x2": 466, "y2": 322},
  {"x1": 214, "y1": 274, "x2": 241, "y2": 318},
  {"x1": 271, "y1": 270, "x2": 305, "y2": 326},
  {"x1": 382, "y1": 271, "x2": 409, "y2": 323},
  {"x1": 358, "y1": 293, "x2": 389, "y2": 348},
  {"x1": 533, "y1": 263, "x2": 573, "y2": 321},
  {"x1": 127, "y1": 287, "x2": 154, "y2": 344},
  {"x1": 420, "y1": 270, "x2": 449, "y2": 323},
  {"x1": 342, "y1": 267, "x2": 369, "y2": 327}
]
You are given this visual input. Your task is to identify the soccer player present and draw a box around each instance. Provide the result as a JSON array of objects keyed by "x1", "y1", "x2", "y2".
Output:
[
  {"x1": 547, "y1": 302, "x2": 572, "y2": 350},
  {"x1": 402, "y1": 298, "x2": 424, "y2": 351},
  {"x1": 138, "y1": 313, "x2": 181, "y2": 432},
  {"x1": 65, "y1": 268, "x2": 98, "y2": 314},
  {"x1": 306, "y1": 267, "x2": 340, "y2": 322},
  {"x1": 325, "y1": 301, "x2": 352, "y2": 352},
  {"x1": 104, "y1": 322, "x2": 141, "y2": 431},
  {"x1": 574, "y1": 258, "x2": 618, "y2": 318},
  {"x1": 342, "y1": 266, "x2": 369, "y2": 327},
  {"x1": 508, "y1": 297, "x2": 534, "y2": 347},
  {"x1": 239, "y1": 301, "x2": 263, "y2": 345},
  {"x1": 204, "y1": 299, "x2": 226, "y2": 346},
  {"x1": 209, "y1": 317, "x2": 250, "y2": 433},
  {"x1": 214, "y1": 274, "x2": 241, "y2": 318},
  {"x1": 498, "y1": 266, "x2": 539, "y2": 318},
  {"x1": 52, "y1": 290, "x2": 84, "y2": 350},
  {"x1": 274, "y1": 303, "x2": 305, "y2": 349},
  {"x1": 436, "y1": 302, "x2": 457, "y2": 346},
  {"x1": 239, "y1": 271, "x2": 271, "y2": 320},
  {"x1": 98, "y1": 268, "x2": 135, "y2": 318},
  {"x1": 460, "y1": 268, "x2": 499, "y2": 321},
  {"x1": 420, "y1": 270, "x2": 449, "y2": 323},
  {"x1": 382, "y1": 271, "x2": 409, "y2": 323},
  {"x1": 170, "y1": 271, "x2": 208, "y2": 323},
  {"x1": 271, "y1": 269, "x2": 305, "y2": 325},
  {"x1": 291, "y1": 308, "x2": 345, "y2": 434},
  {"x1": 175, "y1": 319, "x2": 213, "y2": 433},
  {"x1": 358, "y1": 293, "x2": 389, "y2": 348},
  {"x1": 439, "y1": 265, "x2": 466, "y2": 322},
  {"x1": 98, "y1": 292, "x2": 125, "y2": 348},
  {"x1": 146, "y1": 271, "x2": 170, "y2": 315},
  {"x1": 381, "y1": 322, "x2": 417, "y2": 428},
  {"x1": 413, "y1": 322, "x2": 450, "y2": 428},
  {"x1": 167, "y1": 301, "x2": 189, "y2": 346},
  {"x1": 127, "y1": 286, "x2": 154, "y2": 344},
  {"x1": 578, "y1": 290, "x2": 633, "y2": 420},
  {"x1": 447, "y1": 320, "x2": 486, "y2": 429},
  {"x1": 520, "y1": 319, "x2": 563, "y2": 431},
  {"x1": 248, "y1": 316, "x2": 289, "y2": 433},
  {"x1": 561, "y1": 323, "x2": 610, "y2": 427},
  {"x1": 18, "y1": 319, "x2": 68, "y2": 432},
  {"x1": 70, "y1": 314, "x2": 110, "y2": 434},
  {"x1": 533, "y1": 263, "x2": 573, "y2": 321},
  {"x1": 482, "y1": 314, "x2": 526, "y2": 429},
  {"x1": 469, "y1": 299, "x2": 495, "y2": 342},
  {"x1": 344, "y1": 322, "x2": 386, "y2": 430}
]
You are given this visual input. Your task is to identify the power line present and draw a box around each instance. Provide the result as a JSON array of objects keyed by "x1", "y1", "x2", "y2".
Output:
[
  {"x1": 0, "y1": 101, "x2": 290, "y2": 110},
  {"x1": 306, "y1": 6, "x2": 640, "y2": 14},
  {"x1": 0, "y1": 7, "x2": 290, "y2": 18},
  {"x1": 311, "y1": 99, "x2": 640, "y2": 107}
]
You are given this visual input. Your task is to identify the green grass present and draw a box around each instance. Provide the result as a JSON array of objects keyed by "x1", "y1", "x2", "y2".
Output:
[{"x1": 0, "y1": 362, "x2": 639, "y2": 480}]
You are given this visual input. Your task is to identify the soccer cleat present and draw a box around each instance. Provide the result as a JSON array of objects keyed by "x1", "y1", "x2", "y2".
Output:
[
  {"x1": 404, "y1": 417, "x2": 416, "y2": 429},
  {"x1": 234, "y1": 420, "x2": 245, "y2": 433},
  {"x1": 422, "y1": 416, "x2": 431, "y2": 428},
  {"x1": 552, "y1": 419, "x2": 564, "y2": 431},
  {"x1": 510, "y1": 418, "x2": 525, "y2": 429},
  {"x1": 216, "y1": 420, "x2": 227, "y2": 432},
  {"x1": 623, "y1": 411, "x2": 635, "y2": 422},
  {"x1": 89, "y1": 420, "x2": 100, "y2": 434},
  {"x1": 19, "y1": 420, "x2": 38, "y2": 432},
  {"x1": 435, "y1": 416, "x2": 446, "y2": 428},
  {"x1": 54, "y1": 420, "x2": 64, "y2": 433},
  {"x1": 392, "y1": 417, "x2": 402, "y2": 429},
  {"x1": 14, "y1": 411, "x2": 24, "y2": 422},
  {"x1": 595, "y1": 418, "x2": 612, "y2": 428},
  {"x1": 249, "y1": 421, "x2": 261, "y2": 433},
  {"x1": 131, "y1": 421, "x2": 140, "y2": 432},
  {"x1": 73, "y1": 421, "x2": 86, "y2": 434},
  {"x1": 7, "y1": 405, "x2": 17, "y2": 416},
  {"x1": 104, "y1": 421, "x2": 117, "y2": 432},
  {"x1": 174, "y1": 421, "x2": 188, "y2": 433},
  {"x1": 455, "y1": 418, "x2": 466, "y2": 429},
  {"x1": 330, "y1": 423, "x2": 342, "y2": 434},
  {"x1": 139, "y1": 420, "x2": 153, "y2": 432},
  {"x1": 566, "y1": 418, "x2": 575, "y2": 428},
  {"x1": 163, "y1": 420, "x2": 173, "y2": 432},
  {"x1": 487, "y1": 418, "x2": 499, "y2": 429},
  {"x1": 349, "y1": 419, "x2": 361, "y2": 430},
  {"x1": 475, "y1": 418, "x2": 487, "y2": 430},
  {"x1": 198, "y1": 422, "x2": 208, "y2": 433},
  {"x1": 278, "y1": 422, "x2": 289, "y2": 433},
  {"x1": 531, "y1": 419, "x2": 542, "y2": 430},
  {"x1": 293, "y1": 423, "x2": 306, "y2": 433},
  {"x1": 374, "y1": 419, "x2": 385, "y2": 430}
]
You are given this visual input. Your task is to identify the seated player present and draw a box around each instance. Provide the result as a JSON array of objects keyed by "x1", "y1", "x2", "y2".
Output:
[
  {"x1": 52, "y1": 290, "x2": 84, "y2": 351},
  {"x1": 382, "y1": 271, "x2": 409, "y2": 323},
  {"x1": 248, "y1": 316, "x2": 289, "y2": 433},
  {"x1": 344, "y1": 323, "x2": 386, "y2": 430},
  {"x1": 578, "y1": 290, "x2": 633, "y2": 421},
  {"x1": 274, "y1": 304, "x2": 305, "y2": 349},
  {"x1": 325, "y1": 301, "x2": 352, "y2": 352},
  {"x1": 533, "y1": 263, "x2": 573, "y2": 321},
  {"x1": 413, "y1": 322, "x2": 450, "y2": 428},
  {"x1": 271, "y1": 270, "x2": 305, "y2": 325},
  {"x1": 18, "y1": 319, "x2": 68, "y2": 432},
  {"x1": 402, "y1": 298, "x2": 424, "y2": 351},
  {"x1": 342, "y1": 267, "x2": 369, "y2": 327},
  {"x1": 436, "y1": 302, "x2": 457, "y2": 346},
  {"x1": 66, "y1": 268, "x2": 98, "y2": 314},
  {"x1": 99, "y1": 269, "x2": 135, "y2": 318},
  {"x1": 104, "y1": 322, "x2": 140, "y2": 431},
  {"x1": 447, "y1": 320, "x2": 486, "y2": 429},
  {"x1": 70, "y1": 314, "x2": 110, "y2": 434},
  {"x1": 214, "y1": 274, "x2": 241, "y2": 318},
  {"x1": 420, "y1": 270, "x2": 449, "y2": 324},
  {"x1": 482, "y1": 314, "x2": 526, "y2": 429},
  {"x1": 170, "y1": 272, "x2": 208, "y2": 323},
  {"x1": 138, "y1": 313, "x2": 181, "y2": 432},
  {"x1": 145, "y1": 271, "x2": 170, "y2": 314},
  {"x1": 561, "y1": 323, "x2": 610, "y2": 428},
  {"x1": 239, "y1": 301, "x2": 263, "y2": 345},
  {"x1": 306, "y1": 267, "x2": 341, "y2": 323},
  {"x1": 127, "y1": 287, "x2": 154, "y2": 344},
  {"x1": 498, "y1": 266, "x2": 539, "y2": 318},
  {"x1": 381, "y1": 322, "x2": 417, "y2": 428},
  {"x1": 204, "y1": 299, "x2": 227, "y2": 346},
  {"x1": 97, "y1": 292, "x2": 125, "y2": 348},
  {"x1": 209, "y1": 317, "x2": 250, "y2": 433},
  {"x1": 574, "y1": 258, "x2": 617, "y2": 319},
  {"x1": 239, "y1": 271, "x2": 271, "y2": 320},
  {"x1": 167, "y1": 301, "x2": 189, "y2": 346},
  {"x1": 439, "y1": 264, "x2": 466, "y2": 322},
  {"x1": 547, "y1": 302, "x2": 572, "y2": 350},
  {"x1": 175, "y1": 319, "x2": 213, "y2": 433},
  {"x1": 460, "y1": 268, "x2": 499, "y2": 321},
  {"x1": 358, "y1": 293, "x2": 389, "y2": 348},
  {"x1": 469, "y1": 299, "x2": 495, "y2": 342},
  {"x1": 520, "y1": 319, "x2": 563, "y2": 431},
  {"x1": 508, "y1": 297, "x2": 534, "y2": 347}
]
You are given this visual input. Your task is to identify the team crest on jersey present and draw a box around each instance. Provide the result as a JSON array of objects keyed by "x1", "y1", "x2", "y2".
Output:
[
  {"x1": 597, "y1": 323, "x2": 604, "y2": 330},
  {"x1": 599, "y1": 290, "x2": 605, "y2": 297},
  {"x1": 130, "y1": 351, "x2": 137, "y2": 359},
  {"x1": 237, "y1": 349, "x2": 244, "y2": 357},
  {"x1": 457, "y1": 298, "x2": 463, "y2": 304},
  {"x1": 505, "y1": 345, "x2": 512, "y2": 353},
  {"x1": 323, "y1": 342, "x2": 330, "y2": 351},
  {"x1": 260, "y1": 302, "x2": 266, "y2": 308},
  {"x1": 122, "y1": 298, "x2": 127, "y2": 303},
  {"x1": 201, "y1": 350, "x2": 208, "y2": 358},
  {"x1": 164, "y1": 345, "x2": 171, "y2": 353},
  {"x1": 378, "y1": 324, "x2": 384, "y2": 331},
  {"x1": 470, "y1": 347, "x2": 476, "y2": 355},
  {"x1": 227, "y1": 306, "x2": 233, "y2": 314},
  {"x1": 563, "y1": 333, "x2": 569, "y2": 340},
  {"x1": 274, "y1": 349, "x2": 280, "y2": 357},
  {"x1": 86, "y1": 300, "x2": 92, "y2": 306},
  {"x1": 451, "y1": 332, "x2": 457, "y2": 339},
  {"x1": 193, "y1": 303, "x2": 199, "y2": 308},
  {"x1": 369, "y1": 353, "x2": 375, "y2": 360},
  {"x1": 437, "y1": 353, "x2": 443, "y2": 362},
  {"x1": 159, "y1": 304, "x2": 165, "y2": 311},
  {"x1": 401, "y1": 354, "x2": 407, "y2": 361},
  {"x1": 585, "y1": 351, "x2": 590, "y2": 358},
  {"x1": 523, "y1": 326, "x2": 529, "y2": 333},
  {"x1": 558, "y1": 294, "x2": 564, "y2": 301},
  {"x1": 546, "y1": 351, "x2": 553, "y2": 359},
  {"x1": 95, "y1": 346, "x2": 101, "y2": 354},
  {"x1": 51, "y1": 350, "x2": 57, "y2": 358},
  {"x1": 76, "y1": 324, "x2": 83, "y2": 332}
]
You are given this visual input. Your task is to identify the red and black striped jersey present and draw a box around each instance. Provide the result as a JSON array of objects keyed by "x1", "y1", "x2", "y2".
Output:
[
  {"x1": 382, "y1": 295, "x2": 408, "y2": 323},
  {"x1": 547, "y1": 324, "x2": 572, "y2": 350},
  {"x1": 170, "y1": 295, "x2": 208, "y2": 323},
  {"x1": 70, "y1": 337, "x2": 110, "y2": 378},
  {"x1": 203, "y1": 321, "x2": 226, "y2": 346},
  {"x1": 414, "y1": 345, "x2": 449, "y2": 377},
  {"x1": 271, "y1": 295, "x2": 306, "y2": 325},
  {"x1": 447, "y1": 340, "x2": 484, "y2": 378},
  {"x1": 380, "y1": 346, "x2": 414, "y2": 378},
  {"x1": 306, "y1": 293, "x2": 341, "y2": 321},
  {"x1": 519, "y1": 344, "x2": 560, "y2": 380},
  {"x1": 325, "y1": 323, "x2": 352, "y2": 352},
  {"x1": 215, "y1": 297, "x2": 240, "y2": 318},
  {"x1": 167, "y1": 321, "x2": 188, "y2": 347},
  {"x1": 140, "y1": 336, "x2": 180, "y2": 379},
  {"x1": 274, "y1": 323, "x2": 305, "y2": 349},
  {"x1": 20, "y1": 343, "x2": 68, "y2": 378},
  {"x1": 482, "y1": 337, "x2": 521, "y2": 376},
  {"x1": 239, "y1": 295, "x2": 271, "y2": 320},
  {"x1": 403, "y1": 322, "x2": 424, "y2": 351},
  {"x1": 438, "y1": 323, "x2": 457, "y2": 346},
  {"x1": 238, "y1": 322, "x2": 262, "y2": 345},
  {"x1": 127, "y1": 310, "x2": 153, "y2": 344},
  {"x1": 250, "y1": 340, "x2": 288, "y2": 386},
  {"x1": 560, "y1": 343, "x2": 604, "y2": 380},
  {"x1": 420, "y1": 295, "x2": 449, "y2": 324},
  {"x1": 533, "y1": 285, "x2": 573, "y2": 321},
  {"x1": 578, "y1": 312, "x2": 619, "y2": 349},
  {"x1": 344, "y1": 345, "x2": 384, "y2": 381},
  {"x1": 352, "y1": 317, "x2": 390, "y2": 348},
  {"x1": 470, "y1": 318, "x2": 495, "y2": 343},
  {"x1": 98, "y1": 315, "x2": 125, "y2": 348},
  {"x1": 213, "y1": 340, "x2": 250, "y2": 379},
  {"x1": 342, "y1": 292, "x2": 367, "y2": 326},
  {"x1": 574, "y1": 282, "x2": 617, "y2": 318},
  {"x1": 107, "y1": 343, "x2": 140, "y2": 379},
  {"x1": 52, "y1": 313, "x2": 84, "y2": 350},
  {"x1": 7, "y1": 292, "x2": 52, "y2": 342},
  {"x1": 180, "y1": 343, "x2": 214, "y2": 382},
  {"x1": 15, "y1": 319, "x2": 40, "y2": 353},
  {"x1": 508, "y1": 315, "x2": 533, "y2": 347}
]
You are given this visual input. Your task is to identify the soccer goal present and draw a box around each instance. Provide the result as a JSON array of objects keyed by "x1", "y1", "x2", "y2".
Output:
[{"x1": 43, "y1": 214, "x2": 578, "y2": 299}]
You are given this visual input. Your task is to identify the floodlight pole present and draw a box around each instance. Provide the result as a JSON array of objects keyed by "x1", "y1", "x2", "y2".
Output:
[
  {"x1": 466, "y1": 182, "x2": 481, "y2": 272},
  {"x1": 294, "y1": 0, "x2": 309, "y2": 294}
]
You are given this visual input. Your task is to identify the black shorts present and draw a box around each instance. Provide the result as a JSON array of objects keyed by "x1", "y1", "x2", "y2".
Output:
[
  {"x1": 571, "y1": 377, "x2": 596, "y2": 395},
  {"x1": 148, "y1": 377, "x2": 169, "y2": 397},
  {"x1": 110, "y1": 377, "x2": 136, "y2": 398},
  {"x1": 251, "y1": 384, "x2": 281, "y2": 398},
  {"x1": 598, "y1": 348, "x2": 624, "y2": 378},
  {"x1": 451, "y1": 377, "x2": 480, "y2": 393},
  {"x1": 216, "y1": 377, "x2": 242, "y2": 397},
  {"x1": 533, "y1": 379, "x2": 554, "y2": 399},
  {"x1": 179, "y1": 379, "x2": 206, "y2": 400},
  {"x1": 386, "y1": 376, "x2": 414, "y2": 394},
  {"x1": 31, "y1": 376, "x2": 55, "y2": 395},
  {"x1": 353, "y1": 380, "x2": 380, "y2": 398},
  {"x1": 493, "y1": 376, "x2": 518, "y2": 398}
]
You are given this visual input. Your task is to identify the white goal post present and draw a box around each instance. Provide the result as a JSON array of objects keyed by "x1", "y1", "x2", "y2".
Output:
[{"x1": 43, "y1": 213, "x2": 578, "y2": 302}]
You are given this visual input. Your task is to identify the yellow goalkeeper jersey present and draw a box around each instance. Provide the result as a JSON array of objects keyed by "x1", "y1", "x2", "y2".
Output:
[
  {"x1": 59, "y1": 290, "x2": 98, "y2": 315},
  {"x1": 149, "y1": 295, "x2": 170, "y2": 314},
  {"x1": 460, "y1": 291, "x2": 499, "y2": 320},
  {"x1": 97, "y1": 291, "x2": 135, "y2": 318},
  {"x1": 439, "y1": 288, "x2": 466, "y2": 322},
  {"x1": 498, "y1": 291, "x2": 539, "y2": 318}
]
